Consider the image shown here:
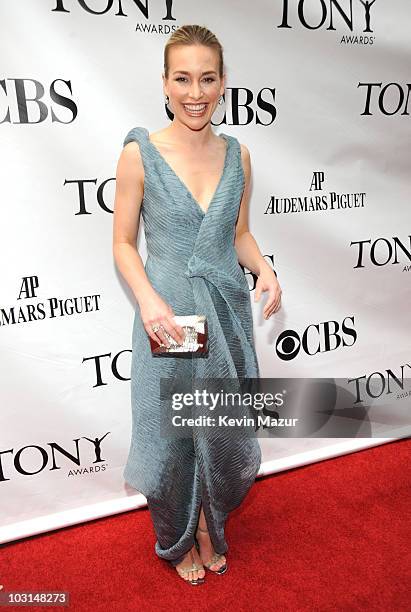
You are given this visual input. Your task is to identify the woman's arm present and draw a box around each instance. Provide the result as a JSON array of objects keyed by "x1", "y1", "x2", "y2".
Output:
[
  {"x1": 234, "y1": 144, "x2": 282, "y2": 319},
  {"x1": 112, "y1": 142, "x2": 184, "y2": 346},
  {"x1": 112, "y1": 142, "x2": 154, "y2": 304}
]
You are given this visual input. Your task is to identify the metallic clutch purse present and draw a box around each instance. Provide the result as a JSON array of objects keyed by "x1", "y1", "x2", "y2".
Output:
[{"x1": 149, "y1": 314, "x2": 208, "y2": 356}]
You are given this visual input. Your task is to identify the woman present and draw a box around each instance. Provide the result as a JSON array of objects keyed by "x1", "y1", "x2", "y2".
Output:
[{"x1": 113, "y1": 25, "x2": 281, "y2": 585}]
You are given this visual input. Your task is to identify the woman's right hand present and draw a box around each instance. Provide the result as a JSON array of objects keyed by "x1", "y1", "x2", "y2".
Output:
[{"x1": 139, "y1": 291, "x2": 186, "y2": 348}]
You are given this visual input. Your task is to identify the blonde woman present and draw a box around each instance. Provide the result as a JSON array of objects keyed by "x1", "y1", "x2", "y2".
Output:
[{"x1": 113, "y1": 24, "x2": 281, "y2": 585}]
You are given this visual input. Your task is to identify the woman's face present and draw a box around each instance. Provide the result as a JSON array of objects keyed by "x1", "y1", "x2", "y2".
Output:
[{"x1": 163, "y1": 44, "x2": 225, "y2": 126}]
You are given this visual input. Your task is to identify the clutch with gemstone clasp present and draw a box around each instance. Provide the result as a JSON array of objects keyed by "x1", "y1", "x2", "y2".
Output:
[{"x1": 149, "y1": 314, "x2": 208, "y2": 356}]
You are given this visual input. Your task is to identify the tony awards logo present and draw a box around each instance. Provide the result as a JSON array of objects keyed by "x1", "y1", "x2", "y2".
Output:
[{"x1": 276, "y1": 0, "x2": 378, "y2": 45}]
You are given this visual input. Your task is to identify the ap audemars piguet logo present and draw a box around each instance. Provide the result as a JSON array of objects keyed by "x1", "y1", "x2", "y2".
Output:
[
  {"x1": 0, "y1": 276, "x2": 101, "y2": 326},
  {"x1": 264, "y1": 171, "x2": 366, "y2": 215}
]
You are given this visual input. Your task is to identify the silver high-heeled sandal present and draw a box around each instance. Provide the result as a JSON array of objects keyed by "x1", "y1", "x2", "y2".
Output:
[
  {"x1": 174, "y1": 550, "x2": 205, "y2": 585},
  {"x1": 195, "y1": 525, "x2": 228, "y2": 575}
]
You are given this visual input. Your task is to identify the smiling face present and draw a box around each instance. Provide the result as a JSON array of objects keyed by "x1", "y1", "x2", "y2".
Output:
[{"x1": 163, "y1": 43, "x2": 225, "y2": 126}]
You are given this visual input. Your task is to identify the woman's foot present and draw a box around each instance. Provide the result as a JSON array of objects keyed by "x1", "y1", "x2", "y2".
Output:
[
  {"x1": 175, "y1": 544, "x2": 205, "y2": 584},
  {"x1": 195, "y1": 525, "x2": 227, "y2": 573}
]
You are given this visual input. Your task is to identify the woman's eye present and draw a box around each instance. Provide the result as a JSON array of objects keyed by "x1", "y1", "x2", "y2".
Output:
[{"x1": 175, "y1": 77, "x2": 215, "y2": 83}]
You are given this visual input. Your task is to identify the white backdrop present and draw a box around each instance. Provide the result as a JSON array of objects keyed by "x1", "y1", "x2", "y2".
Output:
[{"x1": 1, "y1": 1, "x2": 410, "y2": 544}]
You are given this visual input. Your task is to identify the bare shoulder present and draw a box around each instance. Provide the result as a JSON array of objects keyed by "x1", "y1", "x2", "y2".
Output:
[
  {"x1": 121, "y1": 139, "x2": 143, "y2": 162},
  {"x1": 239, "y1": 142, "x2": 251, "y2": 160},
  {"x1": 118, "y1": 140, "x2": 144, "y2": 186},
  {"x1": 239, "y1": 142, "x2": 251, "y2": 178}
]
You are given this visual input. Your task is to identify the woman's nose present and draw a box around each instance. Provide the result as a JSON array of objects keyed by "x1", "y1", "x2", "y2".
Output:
[{"x1": 189, "y1": 82, "x2": 204, "y2": 98}]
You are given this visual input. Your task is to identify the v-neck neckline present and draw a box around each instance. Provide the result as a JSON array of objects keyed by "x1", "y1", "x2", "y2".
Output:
[{"x1": 144, "y1": 128, "x2": 230, "y2": 217}]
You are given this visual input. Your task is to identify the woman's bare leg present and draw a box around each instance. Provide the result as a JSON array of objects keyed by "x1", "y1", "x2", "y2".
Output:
[{"x1": 195, "y1": 503, "x2": 226, "y2": 571}]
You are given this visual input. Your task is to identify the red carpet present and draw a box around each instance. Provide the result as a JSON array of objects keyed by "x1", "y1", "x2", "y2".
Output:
[{"x1": 1, "y1": 438, "x2": 409, "y2": 611}]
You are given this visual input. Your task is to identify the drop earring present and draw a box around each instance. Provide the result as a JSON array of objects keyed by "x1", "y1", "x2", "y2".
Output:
[
  {"x1": 165, "y1": 95, "x2": 170, "y2": 106},
  {"x1": 212, "y1": 94, "x2": 225, "y2": 121}
]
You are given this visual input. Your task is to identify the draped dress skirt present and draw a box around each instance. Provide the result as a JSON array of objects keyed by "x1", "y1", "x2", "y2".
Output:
[{"x1": 122, "y1": 126, "x2": 262, "y2": 567}]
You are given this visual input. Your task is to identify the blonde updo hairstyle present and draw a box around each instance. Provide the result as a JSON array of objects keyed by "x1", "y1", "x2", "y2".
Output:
[{"x1": 163, "y1": 24, "x2": 224, "y2": 80}]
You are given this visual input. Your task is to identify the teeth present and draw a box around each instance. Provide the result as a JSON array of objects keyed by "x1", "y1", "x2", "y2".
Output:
[{"x1": 184, "y1": 104, "x2": 206, "y2": 111}]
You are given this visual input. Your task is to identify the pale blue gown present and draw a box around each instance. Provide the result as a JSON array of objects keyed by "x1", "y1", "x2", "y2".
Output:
[{"x1": 122, "y1": 126, "x2": 261, "y2": 567}]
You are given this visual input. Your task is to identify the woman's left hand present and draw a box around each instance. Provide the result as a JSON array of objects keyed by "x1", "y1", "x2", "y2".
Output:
[{"x1": 254, "y1": 262, "x2": 282, "y2": 319}]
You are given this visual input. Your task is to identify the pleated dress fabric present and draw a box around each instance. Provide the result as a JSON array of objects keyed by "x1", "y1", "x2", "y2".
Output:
[{"x1": 122, "y1": 126, "x2": 262, "y2": 567}]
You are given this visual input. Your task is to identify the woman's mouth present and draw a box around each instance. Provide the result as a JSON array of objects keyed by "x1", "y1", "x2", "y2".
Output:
[{"x1": 183, "y1": 103, "x2": 207, "y2": 117}]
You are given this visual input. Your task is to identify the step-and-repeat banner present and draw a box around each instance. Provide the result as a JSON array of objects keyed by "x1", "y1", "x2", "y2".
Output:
[{"x1": 1, "y1": 1, "x2": 410, "y2": 543}]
